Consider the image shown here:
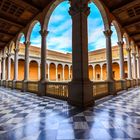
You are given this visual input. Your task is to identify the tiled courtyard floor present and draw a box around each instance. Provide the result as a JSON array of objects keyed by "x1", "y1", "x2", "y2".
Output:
[{"x1": 0, "y1": 87, "x2": 140, "y2": 140}]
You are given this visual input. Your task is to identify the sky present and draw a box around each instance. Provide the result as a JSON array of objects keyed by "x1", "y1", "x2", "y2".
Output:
[{"x1": 20, "y1": 1, "x2": 118, "y2": 53}]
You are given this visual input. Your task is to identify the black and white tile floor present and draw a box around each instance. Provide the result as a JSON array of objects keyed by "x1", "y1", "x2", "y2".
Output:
[{"x1": 0, "y1": 87, "x2": 140, "y2": 140}]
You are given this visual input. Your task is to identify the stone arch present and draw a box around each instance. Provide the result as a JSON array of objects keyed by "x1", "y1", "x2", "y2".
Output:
[
  {"x1": 90, "y1": 0, "x2": 110, "y2": 30},
  {"x1": 112, "y1": 20, "x2": 122, "y2": 42},
  {"x1": 102, "y1": 63, "x2": 107, "y2": 80},
  {"x1": 26, "y1": 20, "x2": 41, "y2": 42},
  {"x1": 123, "y1": 33, "x2": 130, "y2": 48},
  {"x1": 29, "y1": 60, "x2": 39, "y2": 81},
  {"x1": 9, "y1": 41, "x2": 15, "y2": 53},
  {"x1": 42, "y1": 0, "x2": 110, "y2": 31},
  {"x1": 4, "y1": 46, "x2": 8, "y2": 56},
  {"x1": 15, "y1": 32, "x2": 25, "y2": 49}
]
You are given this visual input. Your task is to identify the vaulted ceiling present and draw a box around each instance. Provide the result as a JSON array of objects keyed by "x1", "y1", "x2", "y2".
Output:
[
  {"x1": 0, "y1": 0, "x2": 140, "y2": 49},
  {"x1": 102, "y1": 0, "x2": 140, "y2": 46}
]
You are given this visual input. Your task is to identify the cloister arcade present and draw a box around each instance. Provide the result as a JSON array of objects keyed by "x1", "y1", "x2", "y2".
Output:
[{"x1": 0, "y1": 0, "x2": 140, "y2": 107}]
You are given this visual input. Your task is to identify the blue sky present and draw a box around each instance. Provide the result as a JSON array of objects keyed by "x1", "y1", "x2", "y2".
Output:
[{"x1": 20, "y1": 1, "x2": 118, "y2": 53}]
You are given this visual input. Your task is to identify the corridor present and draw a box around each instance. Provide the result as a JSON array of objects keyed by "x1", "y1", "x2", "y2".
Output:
[{"x1": 0, "y1": 87, "x2": 140, "y2": 140}]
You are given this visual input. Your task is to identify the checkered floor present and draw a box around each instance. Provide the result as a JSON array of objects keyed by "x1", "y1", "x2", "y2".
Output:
[{"x1": 0, "y1": 87, "x2": 140, "y2": 140}]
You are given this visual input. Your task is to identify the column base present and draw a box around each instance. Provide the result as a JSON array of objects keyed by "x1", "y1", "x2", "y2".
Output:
[
  {"x1": 68, "y1": 80, "x2": 94, "y2": 108},
  {"x1": 120, "y1": 79, "x2": 127, "y2": 90},
  {"x1": 38, "y1": 80, "x2": 46, "y2": 96},
  {"x1": 22, "y1": 80, "x2": 28, "y2": 92},
  {"x1": 106, "y1": 79, "x2": 117, "y2": 95},
  {"x1": 137, "y1": 79, "x2": 140, "y2": 86},
  {"x1": 12, "y1": 80, "x2": 16, "y2": 89}
]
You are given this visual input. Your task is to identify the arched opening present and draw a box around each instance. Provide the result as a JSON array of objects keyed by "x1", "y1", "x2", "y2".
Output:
[
  {"x1": 57, "y1": 64, "x2": 63, "y2": 81},
  {"x1": 47, "y1": 1, "x2": 72, "y2": 82},
  {"x1": 18, "y1": 33, "x2": 25, "y2": 55},
  {"x1": 89, "y1": 65, "x2": 93, "y2": 81},
  {"x1": 94, "y1": 64, "x2": 101, "y2": 81},
  {"x1": 102, "y1": 63, "x2": 107, "y2": 80},
  {"x1": 18, "y1": 59, "x2": 25, "y2": 80},
  {"x1": 50, "y1": 63, "x2": 56, "y2": 81},
  {"x1": 29, "y1": 60, "x2": 38, "y2": 81},
  {"x1": 112, "y1": 62, "x2": 120, "y2": 80},
  {"x1": 17, "y1": 33, "x2": 25, "y2": 81},
  {"x1": 29, "y1": 22, "x2": 41, "y2": 81},
  {"x1": 64, "y1": 65, "x2": 69, "y2": 81},
  {"x1": 10, "y1": 59, "x2": 14, "y2": 80},
  {"x1": 124, "y1": 61, "x2": 128, "y2": 79},
  {"x1": 88, "y1": 2, "x2": 106, "y2": 81}
]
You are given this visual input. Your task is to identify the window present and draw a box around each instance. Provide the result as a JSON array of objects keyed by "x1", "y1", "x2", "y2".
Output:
[{"x1": 97, "y1": 74, "x2": 100, "y2": 79}]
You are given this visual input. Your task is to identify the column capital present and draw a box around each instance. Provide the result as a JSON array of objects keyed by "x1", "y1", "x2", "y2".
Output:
[
  {"x1": 126, "y1": 47, "x2": 131, "y2": 52},
  {"x1": 24, "y1": 41, "x2": 31, "y2": 47},
  {"x1": 69, "y1": 1, "x2": 90, "y2": 16},
  {"x1": 14, "y1": 48, "x2": 19, "y2": 53},
  {"x1": 6, "y1": 52, "x2": 12, "y2": 57},
  {"x1": 2, "y1": 56, "x2": 6, "y2": 60},
  {"x1": 103, "y1": 29, "x2": 113, "y2": 38},
  {"x1": 39, "y1": 30, "x2": 49, "y2": 37},
  {"x1": 132, "y1": 52, "x2": 137, "y2": 56},
  {"x1": 117, "y1": 41, "x2": 124, "y2": 47}
]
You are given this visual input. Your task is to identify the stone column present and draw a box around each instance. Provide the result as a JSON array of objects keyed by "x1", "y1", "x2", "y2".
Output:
[
  {"x1": 68, "y1": 0, "x2": 93, "y2": 107},
  {"x1": 12, "y1": 48, "x2": 19, "y2": 88},
  {"x1": 104, "y1": 29, "x2": 116, "y2": 95},
  {"x1": 38, "y1": 30, "x2": 48, "y2": 96},
  {"x1": 55, "y1": 64, "x2": 58, "y2": 81},
  {"x1": 38, "y1": 63, "x2": 40, "y2": 80},
  {"x1": 126, "y1": 48, "x2": 132, "y2": 79},
  {"x1": 7, "y1": 53, "x2": 11, "y2": 81},
  {"x1": 118, "y1": 41, "x2": 125, "y2": 80},
  {"x1": 68, "y1": 65, "x2": 71, "y2": 80},
  {"x1": 62, "y1": 64, "x2": 65, "y2": 81},
  {"x1": 22, "y1": 41, "x2": 30, "y2": 91},
  {"x1": 132, "y1": 52, "x2": 137, "y2": 79},
  {"x1": 100, "y1": 65, "x2": 103, "y2": 80},
  {"x1": 2, "y1": 57, "x2": 6, "y2": 80},
  {"x1": 118, "y1": 41, "x2": 126, "y2": 89}
]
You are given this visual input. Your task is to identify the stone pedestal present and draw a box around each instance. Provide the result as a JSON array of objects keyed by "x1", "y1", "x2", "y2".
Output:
[
  {"x1": 107, "y1": 80, "x2": 116, "y2": 95},
  {"x1": 38, "y1": 30, "x2": 48, "y2": 96},
  {"x1": 68, "y1": 80, "x2": 94, "y2": 107}
]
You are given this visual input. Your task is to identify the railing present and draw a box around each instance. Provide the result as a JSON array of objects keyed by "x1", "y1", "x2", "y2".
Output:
[
  {"x1": 93, "y1": 81, "x2": 108, "y2": 99},
  {"x1": 15, "y1": 81, "x2": 22, "y2": 90},
  {"x1": 46, "y1": 82, "x2": 68, "y2": 100},
  {"x1": 115, "y1": 80, "x2": 122, "y2": 91},
  {"x1": 27, "y1": 81, "x2": 38, "y2": 93}
]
